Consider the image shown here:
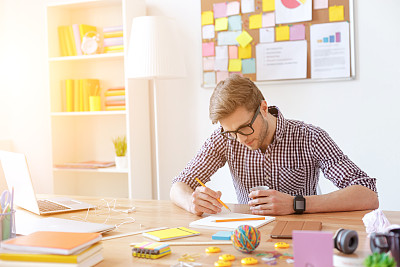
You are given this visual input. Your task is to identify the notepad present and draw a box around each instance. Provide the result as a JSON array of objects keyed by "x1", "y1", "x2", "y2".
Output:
[
  {"x1": 142, "y1": 227, "x2": 200, "y2": 241},
  {"x1": 132, "y1": 242, "x2": 171, "y2": 259}
]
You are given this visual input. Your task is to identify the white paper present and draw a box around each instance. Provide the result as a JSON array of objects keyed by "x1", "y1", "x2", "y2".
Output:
[
  {"x1": 275, "y1": 0, "x2": 312, "y2": 24},
  {"x1": 227, "y1": 1, "x2": 240, "y2": 16},
  {"x1": 218, "y1": 31, "x2": 241, "y2": 46},
  {"x1": 214, "y1": 58, "x2": 229, "y2": 71},
  {"x1": 314, "y1": 0, "x2": 328, "y2": 9},
  {"x1": 202, "y1": 25, "x2": 215, "y2": 39},
  {"x1": 310, "y1": 22, "x2": 350, "y2": 79},
  {"x1": 260, "y1": 27, "x2": 275, "y2": 43},
  {"x1": 241, "y1": 0, "x2": 255, "y2": 14},
  {"x1": 203, "y1": 57, "x2": 215, "y2": 71},
  {"x1": 262, "y1": 12, "x2": 275, "y2": 27},
  {"x1": 256, "y1": 40, "x2": 307, "y2": 81},
  {"x1": 215, "y1": 45, "x2": 228, "y2": 59}
]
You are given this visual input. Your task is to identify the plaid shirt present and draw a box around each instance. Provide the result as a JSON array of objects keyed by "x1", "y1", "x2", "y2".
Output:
[{"x1": 172, "y1": 106, "x2": 377, "y2": 204}]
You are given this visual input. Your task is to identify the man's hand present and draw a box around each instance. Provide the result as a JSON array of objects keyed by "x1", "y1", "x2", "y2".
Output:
[
  {"x1": 248, "y1": 189, "x2": 295, "y2": 215},
  {"x1": 190, "y1": 186, "x2": 223, "y2": 216}
]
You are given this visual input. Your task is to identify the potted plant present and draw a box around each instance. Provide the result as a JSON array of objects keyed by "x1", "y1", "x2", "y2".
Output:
[{"x1": 113, "y1": 136, "x2": 127, "y2": 169}]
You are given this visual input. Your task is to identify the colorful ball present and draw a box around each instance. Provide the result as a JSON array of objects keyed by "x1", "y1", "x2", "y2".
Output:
[{"x1": 231, "y1": 225, "x2": 261, "y2": 253}]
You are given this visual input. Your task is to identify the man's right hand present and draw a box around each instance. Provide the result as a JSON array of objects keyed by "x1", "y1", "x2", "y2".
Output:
[{"x1": 190, "y1": 186, "x2": 223, "y2": 216}]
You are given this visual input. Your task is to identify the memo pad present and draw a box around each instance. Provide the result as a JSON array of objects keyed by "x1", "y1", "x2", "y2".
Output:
[
  {"x1": 293, "y1": 231, "x2": 333, "y2": 267},
  {"x1": 189, "y1": 212, "x2": 275, "y2": 231}
]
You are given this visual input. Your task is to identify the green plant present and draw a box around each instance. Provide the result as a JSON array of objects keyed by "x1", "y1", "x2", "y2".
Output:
[
  {"x1": 364, "y1": 252, "x2": 396, "y2": 267},
  {"x1": 112, "y1": 136, "x2": 127, "y2": 157}
]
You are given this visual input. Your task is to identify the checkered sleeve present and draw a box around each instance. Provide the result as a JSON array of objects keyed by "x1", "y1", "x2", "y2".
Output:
[
  {"x1": 313, "y1": 128, "x2": 377, "y2": 193},
  {"x1": 172, "y1": 127, "x2": 227, "y2": 190}
]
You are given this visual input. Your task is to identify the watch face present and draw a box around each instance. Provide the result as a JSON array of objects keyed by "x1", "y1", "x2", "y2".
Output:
[{"x1": 296, "y1": 200, "x2": 305, "y2": 210}]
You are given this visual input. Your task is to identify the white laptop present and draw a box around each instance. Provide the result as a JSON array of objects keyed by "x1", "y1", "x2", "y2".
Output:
[{"x1": 0, "y1": 151, "x2": 96, "y2": 215}]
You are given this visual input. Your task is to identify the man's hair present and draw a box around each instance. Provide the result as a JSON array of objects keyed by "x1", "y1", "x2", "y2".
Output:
[{"x1": 209, "y1": 74, "x2": 265, "y2": 124}]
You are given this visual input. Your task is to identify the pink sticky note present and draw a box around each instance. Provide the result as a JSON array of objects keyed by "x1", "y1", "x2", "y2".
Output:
[
  {"x1": 314, "y1": 0, "x2": 328, "y2": 9},
  {"x1": 290, "y1": 24, "x2": 305, "y2": 40},
  {"x1": 216, "y1": 71, "x2": 229, "y2": 83},
  {"x1": 293, "y1": 231, "x2": 333, "y2": 267},
  {"x1": 213, "y1": 2, "x2": 227, "y2": 18},
  {"x1": 202, "y1": 42, "x2": 215, "y2": 57},
  {"x1": 228, "y1": 46, "x2": 238, "y2": 59}
]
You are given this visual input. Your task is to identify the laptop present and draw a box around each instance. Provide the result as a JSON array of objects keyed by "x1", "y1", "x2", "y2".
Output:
[{"x1": 0, "y1": 151, "x2": 96, "y2": 215}]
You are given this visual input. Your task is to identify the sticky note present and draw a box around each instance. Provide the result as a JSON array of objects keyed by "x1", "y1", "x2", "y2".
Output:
[
  {"x1": 204, "y1": 72, "x2": 216, "y2": 85},
  {"x1": 216, "y1": 71, "x2": 230, "y2": 84},
  {"x1": 241, "y1": 0, "x2": 255, "y2": 14},
  {"x1": 293, "y1": 231, "x2": 333, "y2": 267},
  {"x1": 202, "y1": 42, "x2": 215, "y2": 57},
  {"x1": 227, "y1": 1, "x2": 240, "y2": 16},
  {"x1": 228, "y1": 15, "x2": 242, "y2": 31},
  {"x1": 314, "y1": 0, "x2": 328, "y2": 9},
  {"x1": 242, "y1": 58, "x2": 256, "y2": 74},
  {"x1": 202, "y1": 11, "x2": 214, "y2": 25},
  {"x1": 262, "y1": 0, "x2": 275, "y2": 12},
  {"x1": 229, "y1": 45, "x2": 238, "y2": 59},
  {"x1": 216, "y1": 45, "x2": 228, "y2": 59},
  {"x1": 203, "y1": 57, "x2": 215, "y2": 71},
  {"x1": 212, "y1": 231, "x2": 233, "y2": 240},
  {"x1": 228, "y1": 59, "x2": 242, "y2": 72},
  {"x1": 329, "y1": 5, "x2": 344, "y2": 22},
  {"x1": 262, "y1": 12, "x2": 275, "y2": 27},
  {"x1": 276, "y1": 25, "x2": 290, "y2": 41},
  {"x1": 215, "y1": 17, "x2": 228, "y2": 31},
  {"x1": 213, "y1": 2, "x2": 227, "y2": 18},
  {"x1": 290, "y1": 24, "x2": 305, "y2": 40},
  {"x1": 249, "y1": 14, "x2": 262, "y2": 29},
  {"x1": 218, "y1": 31, "x2": 241, "y2": 46},
  {"x1": 236, "y1": 30, "x2": 253, "y2": 48},
  {"x1": 238, "y1": 45, "x2": 252, "y2": 59},
  {"x1": 215, "y1": 58, "x2": 228, "y2": 71},
  {"x1": 202, "y1": 25, "x2": 215, "y2": 39},
  {"x1": 260, "y1": 27, "x2": 275, "y2": 43}
]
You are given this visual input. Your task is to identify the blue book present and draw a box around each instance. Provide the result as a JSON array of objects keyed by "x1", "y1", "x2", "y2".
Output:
[{"x1": 212, "y1": 231, "x2": 233, "y2": 240}]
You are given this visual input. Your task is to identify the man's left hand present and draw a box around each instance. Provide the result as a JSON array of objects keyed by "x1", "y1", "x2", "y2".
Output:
[{"x1": 248, "y1": 189, "x2": 295, "y2": 215}]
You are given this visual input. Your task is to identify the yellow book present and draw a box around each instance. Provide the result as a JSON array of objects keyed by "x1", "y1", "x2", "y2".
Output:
[
  {"x1": 79, "y1": 24, "x2": 97, "y2": 42},
  {"x1": 65, "y1": 25, "x2": 77, "y2": 56},
  {"x1": 65, "y1": 79, "x2": 74, "y2": 112},
  {"x1": 103, "y1": 45, "x2": 124, "y2": 52},
  {"x1": 73, "y1": 79, "x2": 80, "y2": 112},
  {"x1": 79, "y1": 79, "x2": 84, "y2": 111},
  {"x1": 103, "y1": 31, "x2": 123, "y2": 38},
  {"x1": 105, "y1": 90, "x2": 125, "y2": 97},
  {"x1": 57, "y1": 26, "x2": 68, "y2": 57},
  {"x1": 103, "y1": 48, "x2": 124, "y2": 53},
  {"x1": 105, "y1": 106, "x2": 126, "y2": 111},
  {"x1": 142, "y1": 227, "x2": 200, "y2": 241}
]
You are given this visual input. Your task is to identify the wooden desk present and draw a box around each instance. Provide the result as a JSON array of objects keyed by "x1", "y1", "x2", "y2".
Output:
[{"x1": 24, "y1": 196, "x2": 400, "y2": 266}]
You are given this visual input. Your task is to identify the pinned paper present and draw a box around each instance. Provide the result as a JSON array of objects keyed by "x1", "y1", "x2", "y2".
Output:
[
  {"x1": 290, "y1": 24, "x2": 305, "y2": 40},
  {"x1": 314, "y1": 0, "x2": 328, "y2": 9},
  {"x1": 276, "y1": 25, "x2": 290, "y2": 41},
  {"x1": 229, "y1": 45, "x2": 238, "y2": 59},
  {"x1": 262, "y1": 12, "x2": 275, "y2": 27},
  {"x1": 216, "y1": 71, "x2": 230, "y2": 83},
  {"x1": 202, "y1": 11, "x2": 214, "y2": 25},
  {"x1": 227, "y1": 1, "x2": 240, "y2": 16},
  {"x1": 215, "y1": 58, "x2": 229, "y2": 71},
  {"x1": 202, "y1": 25, "x2": 215, "y2": 39},
  {"x1": 216, "y1": 45, "x2": 228, "y2": 59},
  {"x1": 215, "y1": 17, "x2": 228, "y2": 31},
  {"x1": 236, "y1": 31, "x2": 253, "y2": 48},
  {"x1": 241, "y1": 0, "x2": 255, "y2": 14},
  {"x1": 228, "y1": 59, "x2": 242, "y2": 72},
  {"x1": 238, "y1": 45, "x2": 252, "y2": 59},
  {"x1": 202, "y1": 42, "x2": 215, "y2": 57},
  {"x1": 329, "y1": 5, "x2": 344, "y2": 22},
  {"x1": 204, "y1": 72, "x2": 216, "y2": 85},
  {"x1": 260, "y1": 27, "x2": 275, "y2": 43},
  {"x1": 203, "y1": 57, "x2": 215, "y2": 71},
  {"x1": 242, "y1": 58, "x2": 256, "y2": 74},
  {"x1": 213, "y1": 2, "x2": 227, "y2": 19},
  {"x1": 262, "y1": 0, "x2": 275, "y2": 12},
  {"x1": 218, "y1": 31, "x2": 241, "y2": 45},
  {"x1": 249, "y1": 14, "x2": 262, "y2": 29},
  {"x1": 228, "y1": 15, "x2": 242, "y2": 31}
]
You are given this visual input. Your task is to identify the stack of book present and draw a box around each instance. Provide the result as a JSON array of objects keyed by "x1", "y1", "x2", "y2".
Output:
[
  {"x1": 54, "y1": 161, "x2": 115, "y2": 169},
  {"x1": 62, "y1": 79, "x2": 100, "y2": 112},
  {"x1": 103, "y1": 25, "x2": 123, "y2": 53},
  {"x1": 58, "y1": 24, "x2": 97, "y2": 57},
  {"x1": 0, "y1": 231, "x2": 103, "y2": 266},
  {"x1": 104, "y1": 87, "x2": 125, "y2": 111}
]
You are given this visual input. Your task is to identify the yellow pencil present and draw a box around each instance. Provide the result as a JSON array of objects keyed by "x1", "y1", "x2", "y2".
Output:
[
  {"x1": 195, "y1": 178, "x2": 231, "y2": 212},
  {"x1": 213, "y1": 217, "x2": 265, "y2": 223}
]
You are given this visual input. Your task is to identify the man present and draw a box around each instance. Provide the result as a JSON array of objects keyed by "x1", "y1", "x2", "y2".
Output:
[{"x1": 170, "y1": 75, "x2": 378, "y2": 216}]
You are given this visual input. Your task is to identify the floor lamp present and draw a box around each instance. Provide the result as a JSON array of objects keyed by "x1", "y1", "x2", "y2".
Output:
[{"x1": 127, "y1": 16, "x2": 186, "y2": 200}]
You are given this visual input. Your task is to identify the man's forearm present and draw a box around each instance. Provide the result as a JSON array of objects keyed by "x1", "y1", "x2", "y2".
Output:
[
  {"x1": 170, "y1": 182, "x2": 195, "y2": 213},
  {"x1": 305, "y1": 185, "x2": 379, "y2": 213}
]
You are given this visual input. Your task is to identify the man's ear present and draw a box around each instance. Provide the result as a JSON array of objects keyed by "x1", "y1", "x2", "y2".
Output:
[{"x1": 260, "y1": 100, "x2": 268, "y2": 117}]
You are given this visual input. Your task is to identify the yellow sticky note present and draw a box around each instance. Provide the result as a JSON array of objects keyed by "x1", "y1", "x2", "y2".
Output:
[
  {"x1": 202, "y1": 11, "x2": 214, "y2": 25},
  {"x1": 249, "y1": 14, "x2": 262, "y2": 29},
  {"x1": 329, "y1": 5, "x2": 344, "y2": 22},
  {"x1": 215, "y1": 17, "x2": 228, "y2": 31},
  {"x1": 262, "y1": 0, "x2": 275, "y2": 12},
  {"x1": 236, "y1": 31, "x2": 253, "y2": 48},
  {"x1": 228, "y1": 59, "x2": 242, "y2": 72},
  {"x1": 276, "y1": 25, "x2": 290, "y2": 41},
  {"x1": 238, "y1": 45, "x2": 252, "y2": 59}
]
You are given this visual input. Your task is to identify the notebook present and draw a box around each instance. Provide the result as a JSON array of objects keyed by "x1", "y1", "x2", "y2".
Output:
[
  {"x1": 0, "y1": 151, "x2": 95, "y2": 215},
  {"x1": 132, "y1": 242, "x2": 171, "y2": 259},
  {"x1": 189, "y1": 212, "x2": 275, "y2": 230},
  {"x1": 270, "y1": 220, "x2": 322, "y2": 239},
  {"x1": 142, "y1": 227, "x2": 200, "y2": 241}
]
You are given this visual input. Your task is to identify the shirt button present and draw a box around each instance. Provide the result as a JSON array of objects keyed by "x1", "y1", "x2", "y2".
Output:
[{"x1": 339, "y1": 161, "x2": 343, "y2": 164}]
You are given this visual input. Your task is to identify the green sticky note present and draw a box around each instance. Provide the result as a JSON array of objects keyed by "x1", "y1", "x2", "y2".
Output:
[
  {"x1": 215, "y1": 17, "x2": 228, "y2": 31},
  {"x1": 242, "y1": 58, "x2": 256, "y2": 74}
]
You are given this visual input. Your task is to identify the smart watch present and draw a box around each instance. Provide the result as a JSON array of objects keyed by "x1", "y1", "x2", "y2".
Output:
[{"x1": 293, "y1": 195, "x2": 306, "y2": 214}]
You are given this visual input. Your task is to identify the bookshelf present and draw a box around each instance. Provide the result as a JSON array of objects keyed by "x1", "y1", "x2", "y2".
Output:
[{"x1": 46, "y1": 0, "x2": 153, "y2": 199}]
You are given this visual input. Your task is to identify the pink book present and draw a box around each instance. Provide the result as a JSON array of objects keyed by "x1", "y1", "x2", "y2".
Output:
[
  {"x1": 72, "y1": 24, "x2": 82, "y2": 56},
  {"x1": 103, "y1": 37, "x2": 123, "y2": 47},
  {"x1": 103, "y1": 25, "x2": 123, "y2": 33}
]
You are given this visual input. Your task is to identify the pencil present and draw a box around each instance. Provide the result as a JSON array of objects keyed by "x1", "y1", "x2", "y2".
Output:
[
  {"x1": 213, "y1": 217, "x2": 266, "y2": 223},
  {"x1": 195, "y1": 178, "x2": 231, "y2": 212}
]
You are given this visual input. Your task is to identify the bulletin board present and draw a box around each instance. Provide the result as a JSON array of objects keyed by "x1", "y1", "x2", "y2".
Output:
[{"x1": 201, "y1": 0, "x2": 355, "y2": 87}]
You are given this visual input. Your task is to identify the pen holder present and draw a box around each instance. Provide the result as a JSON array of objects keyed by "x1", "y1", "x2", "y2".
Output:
[{"x1": 0, "y1": 209, "x2": 16, "y2": 241}]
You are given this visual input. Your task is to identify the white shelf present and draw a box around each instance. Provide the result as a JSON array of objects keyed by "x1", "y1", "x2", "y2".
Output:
[
  {"x1": 51, "y1": 111, "x2": 126, "y2": 116},
  {"x1": 54, "y1": 167, "x2": 128, "y2": 174},
  {"x1": 49, "y1": 53, "x2": 124, "y2": 63}
]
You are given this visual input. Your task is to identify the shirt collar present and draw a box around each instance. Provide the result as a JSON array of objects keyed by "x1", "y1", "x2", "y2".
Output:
[{"x1": 268, "y1": 106, "x2": 286, "y2": 145}]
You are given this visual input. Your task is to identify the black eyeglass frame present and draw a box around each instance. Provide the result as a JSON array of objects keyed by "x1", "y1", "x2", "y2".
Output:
[{"x1": 220, "y1": 105, "x2": 261, "y2": 140}]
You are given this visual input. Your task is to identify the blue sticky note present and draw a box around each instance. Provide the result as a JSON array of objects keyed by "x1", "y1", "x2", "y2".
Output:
[
  {"x1": 204, "y1": 72, "x2": 216, "y2": 85},
  {"x1": 242, "y1": 58, "x2": 256, "y2": 74},
  {"x1": 212, "y1": 231, "x2": 233, "y2": 240},
  {"x1": 228, "y1": 15, "x2": 242, "y2": 31},
  {"x1": 218, "y1": 31, "x2": 241, "y2": 46}
]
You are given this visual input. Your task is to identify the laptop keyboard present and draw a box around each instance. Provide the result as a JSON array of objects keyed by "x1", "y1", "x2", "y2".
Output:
[{"x1": 38, "y1": 200, "x2": 72, "y2": 213}]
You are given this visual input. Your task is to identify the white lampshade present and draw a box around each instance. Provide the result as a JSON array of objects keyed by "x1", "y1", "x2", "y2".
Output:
[{"x1": 127, "y1": 16, "x2": 186, "y2": 79}]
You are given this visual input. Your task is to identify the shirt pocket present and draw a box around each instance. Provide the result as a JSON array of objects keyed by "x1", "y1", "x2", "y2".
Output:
[{"x1": 278, "y1": 166, "x2": 306, "y2": 194}]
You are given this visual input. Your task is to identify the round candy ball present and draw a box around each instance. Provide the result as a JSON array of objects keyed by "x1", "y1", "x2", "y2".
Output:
[{"x1": 231, "y1": 225, "x2": 261, "y2": 253}]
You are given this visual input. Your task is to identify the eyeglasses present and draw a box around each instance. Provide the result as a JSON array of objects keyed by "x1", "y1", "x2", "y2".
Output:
[{"x1": 220, "y1": 105, "x2": 260, "y2": 140}]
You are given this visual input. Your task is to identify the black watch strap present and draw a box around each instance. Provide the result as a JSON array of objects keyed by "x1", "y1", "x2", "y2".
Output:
[{"x1": 293, "y1": 195, "x2": 306, "y2": 214}]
